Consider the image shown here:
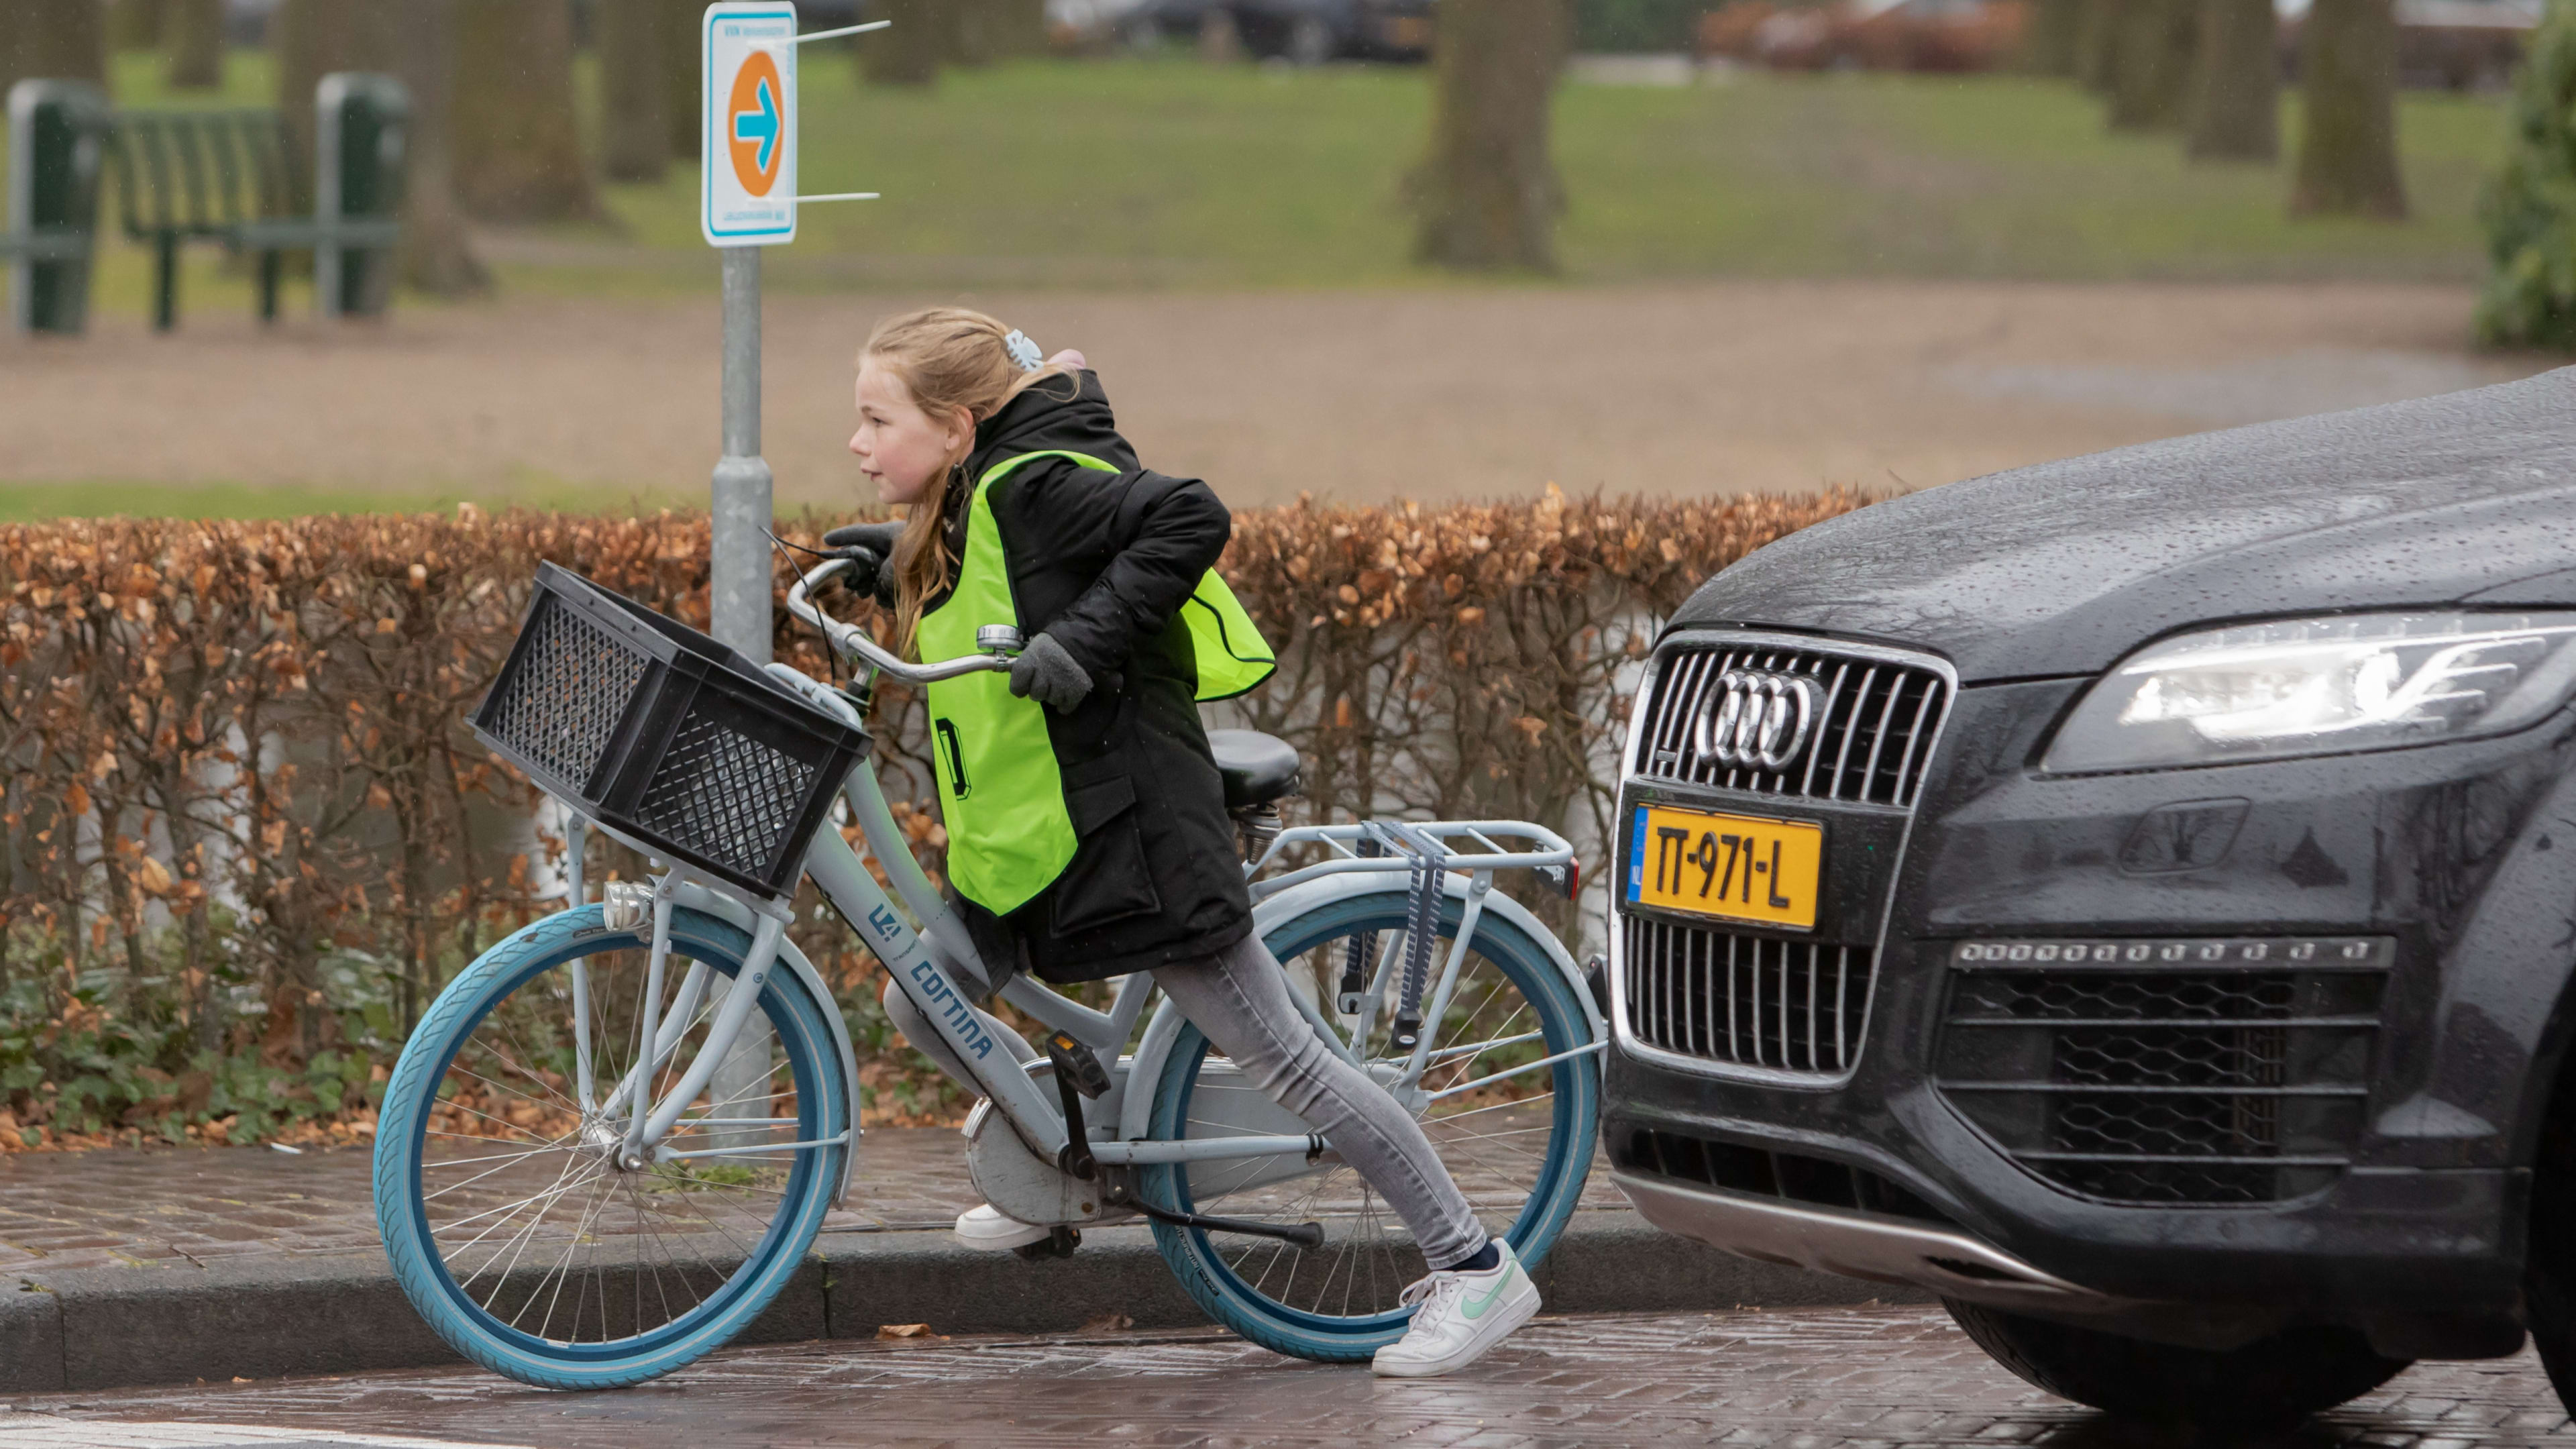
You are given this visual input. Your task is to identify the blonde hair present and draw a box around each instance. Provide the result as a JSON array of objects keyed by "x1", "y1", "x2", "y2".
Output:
[{"x1": 861, "y1": 307, "x2": 1079, "y2": 653}]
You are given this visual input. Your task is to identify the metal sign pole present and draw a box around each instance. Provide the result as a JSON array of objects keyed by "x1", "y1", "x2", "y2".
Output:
[{"x1": 711, "y1": 245, "x2": 771, "y2": 667}]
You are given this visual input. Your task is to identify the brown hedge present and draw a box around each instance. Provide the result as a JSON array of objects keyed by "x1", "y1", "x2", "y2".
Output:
[{"x1": 0, "y1": 487, "x2": 1861, "y2": 1145}]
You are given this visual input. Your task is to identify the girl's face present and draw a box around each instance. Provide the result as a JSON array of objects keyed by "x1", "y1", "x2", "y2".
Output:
[{"x1": 849, "y1": 358, "x2": 969, "y2": 507}]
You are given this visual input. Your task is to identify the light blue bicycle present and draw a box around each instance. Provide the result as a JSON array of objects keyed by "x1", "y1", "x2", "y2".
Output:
[{"x1": 372, "y1": 558, "x2": 1604, "y2": 1388}]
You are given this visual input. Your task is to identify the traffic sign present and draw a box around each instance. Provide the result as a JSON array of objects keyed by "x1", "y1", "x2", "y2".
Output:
[{"x1": 702, "y1": 2, "x2": 798, "y2": 248}]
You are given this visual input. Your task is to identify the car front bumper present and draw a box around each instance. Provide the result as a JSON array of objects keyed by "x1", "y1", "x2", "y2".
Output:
[{"x1": 1605, "y1": 654, "x2": 2576, "y2": 1357}]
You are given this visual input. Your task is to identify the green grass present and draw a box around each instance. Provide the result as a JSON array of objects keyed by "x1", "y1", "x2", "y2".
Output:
[
  {"x1": 548, "y1": 52, "x2": 2509, "y2": 292},
  {"x1": 8, "y1": 49, "x2": 2515, "y2": 312},
  {"x1": 0, "y1": 476, "x2": 681, "y2": 523}
]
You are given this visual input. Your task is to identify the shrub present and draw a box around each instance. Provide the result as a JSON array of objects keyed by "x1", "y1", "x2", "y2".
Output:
[
  {"x1": 0, "y1": 488, "x2": 1861, "y2": 1146},
  {"x1": 2477, "y1": 0, "x2": 2576, "y2": 349}
]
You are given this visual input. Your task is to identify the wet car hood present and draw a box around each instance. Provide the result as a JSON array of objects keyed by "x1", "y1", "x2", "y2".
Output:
[{"x1": 1676, "y1": 366, "x2": 2576, "y2": 684}]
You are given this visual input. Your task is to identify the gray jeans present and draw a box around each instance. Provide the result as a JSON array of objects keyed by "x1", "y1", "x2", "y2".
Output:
[{"x1": 886, "y1": 932, "x2": 1491, "y2": 1271}]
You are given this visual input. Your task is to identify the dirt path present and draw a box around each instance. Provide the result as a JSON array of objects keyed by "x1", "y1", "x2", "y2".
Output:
[{"x1": 0, "y1": 280, "x2": 2550, "y2": 514}]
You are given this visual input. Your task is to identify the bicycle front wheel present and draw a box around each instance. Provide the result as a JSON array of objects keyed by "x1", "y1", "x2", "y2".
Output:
[
  {"x1": 1142, "y1": 888, "x2": 1599, "y2": 1362},
  {"x1": 373, "y1": 904, "x2": 850, "y2": 1390}
]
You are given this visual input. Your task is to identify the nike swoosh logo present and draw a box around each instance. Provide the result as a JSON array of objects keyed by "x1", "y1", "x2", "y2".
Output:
[{"x1": 1461, "y1": 1263, "x2": 1517, "y2": 1320}]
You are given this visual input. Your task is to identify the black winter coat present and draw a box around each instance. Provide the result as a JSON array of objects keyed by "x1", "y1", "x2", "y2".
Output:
[{"x1": 932, "y1": 372, "x2": 1252, "y2": 984}]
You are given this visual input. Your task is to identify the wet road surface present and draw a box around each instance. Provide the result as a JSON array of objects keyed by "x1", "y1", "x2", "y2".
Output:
[{"x1": 7, "y1": 1305, "x2": 2575, "y2": 1448}]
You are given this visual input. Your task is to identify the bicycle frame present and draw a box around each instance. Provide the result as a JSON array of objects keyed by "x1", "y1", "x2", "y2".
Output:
[{"x1": 549, "y1": 557, "x2": 1606, "y2": 1205}]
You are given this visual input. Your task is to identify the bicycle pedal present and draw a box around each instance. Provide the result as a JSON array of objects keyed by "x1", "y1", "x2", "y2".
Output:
[{"x1": 1042, "y1": 1031, "x2": 1112, "y2": 1099}]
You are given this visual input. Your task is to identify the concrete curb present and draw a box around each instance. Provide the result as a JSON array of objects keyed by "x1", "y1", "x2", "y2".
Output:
[{"x1": 1, "y1": 1209, "x2": 1929, "y2": 1393}]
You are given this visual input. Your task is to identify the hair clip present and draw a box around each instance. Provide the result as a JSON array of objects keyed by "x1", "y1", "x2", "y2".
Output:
[{"x1": 1003, "y1": 329, "x2": 1043, "y2": 372}]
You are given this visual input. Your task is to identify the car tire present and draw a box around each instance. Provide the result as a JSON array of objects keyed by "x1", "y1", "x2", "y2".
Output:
[
  {"x1": 1943, "y1": 1300, "x2": 2410, "y2": 1433},
  {"x1": 2525, "y1": 1058, "x2": 2576, "y2": 1415}
]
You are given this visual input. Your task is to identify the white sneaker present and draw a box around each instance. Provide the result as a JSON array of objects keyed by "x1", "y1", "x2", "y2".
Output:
[
  {"x1": 1371, "y1": 1240, "x2": 1540, "y2": 1378},
  {"x1": 953, "y1": 1203, "x2": 1051, "y2": 1251}
]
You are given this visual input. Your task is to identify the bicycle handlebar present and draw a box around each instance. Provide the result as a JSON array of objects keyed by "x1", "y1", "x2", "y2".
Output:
[{"x1": 785, "y1": 557, "x2": 1016, "y2": 686}]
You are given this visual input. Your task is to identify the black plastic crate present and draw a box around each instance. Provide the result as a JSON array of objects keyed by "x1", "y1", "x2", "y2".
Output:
[{"x1": 471, "y1": 562, "x2": 869, "y2": 900}]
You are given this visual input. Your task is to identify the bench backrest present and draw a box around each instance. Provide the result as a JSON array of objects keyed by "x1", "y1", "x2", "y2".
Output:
[{"x1": 108, "y1": 109, "x2": 300, "y2": 239}]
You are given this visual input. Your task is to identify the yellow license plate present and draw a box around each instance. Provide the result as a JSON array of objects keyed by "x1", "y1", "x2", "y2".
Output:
[{"x1": 1626, "y1": 804, "x2": 1823, "y2": 930}]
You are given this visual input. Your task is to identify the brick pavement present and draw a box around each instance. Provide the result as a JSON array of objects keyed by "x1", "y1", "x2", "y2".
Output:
[
  {"x1": 0, "y1": 1129, "x2": 1626, "y2": 1275},
  {"x1": 9, "y1": 1305, "x2": 2573, "y2": 1448}
]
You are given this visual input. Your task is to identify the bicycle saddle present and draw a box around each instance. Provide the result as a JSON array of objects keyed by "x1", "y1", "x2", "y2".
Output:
[{"x1": 1205, "y1": 729, "x2": 1301, "y2": 810}]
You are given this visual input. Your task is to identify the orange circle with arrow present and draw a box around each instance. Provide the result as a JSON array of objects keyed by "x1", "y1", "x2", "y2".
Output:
[{"x1": 727, "y1": 50, "x2": 785, "y2": 198}]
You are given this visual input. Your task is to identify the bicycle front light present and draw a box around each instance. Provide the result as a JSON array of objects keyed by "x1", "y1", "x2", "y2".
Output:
[{"x1": 2041, "y1": 610, "x2": 2576, "y2": 773}]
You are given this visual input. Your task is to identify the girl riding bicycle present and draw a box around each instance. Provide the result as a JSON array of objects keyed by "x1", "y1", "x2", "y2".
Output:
[{"x1": 837, "y1": 306, "x2": 1537, "y2": 1378}]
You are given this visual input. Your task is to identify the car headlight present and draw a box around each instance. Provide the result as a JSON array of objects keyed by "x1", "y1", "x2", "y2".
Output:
[{"x1": 2042, "y1": 610, "x2": 2576, "y2": 773}]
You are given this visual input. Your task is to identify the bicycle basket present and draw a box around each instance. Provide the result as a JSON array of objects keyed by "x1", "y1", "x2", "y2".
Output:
[{"x1": 470, "y1": 561, "x2": 869, "y2": 900}]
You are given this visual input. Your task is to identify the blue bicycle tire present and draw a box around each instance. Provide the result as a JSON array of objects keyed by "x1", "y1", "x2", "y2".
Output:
[
  {"x1": 373, "y1": 904, "x2": 849, "y2": 1390},
  {"x1": 1142, "y1": 890, "x2": 1598, "y2": 1362}
]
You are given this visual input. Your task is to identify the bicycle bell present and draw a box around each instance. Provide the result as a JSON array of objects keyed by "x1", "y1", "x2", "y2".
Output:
[{"x1": 977, "y1": 625, "x2": 1026, "y2": 656}]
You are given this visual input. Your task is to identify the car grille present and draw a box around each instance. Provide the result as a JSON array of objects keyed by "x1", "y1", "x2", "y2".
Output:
[
  {"x1": 1933, "y1": 938, "x2": 2392, "y2": 1206},
  {"x1": 1617, "y1": 637, "x2": 1951, "y2": 1079},
  {"x1": 1633, "y1": 639, "x2": 1951, "y2": 808},
  {"x1": 1623, "y1": 917, "x2": 1874, "y2": 1073}
]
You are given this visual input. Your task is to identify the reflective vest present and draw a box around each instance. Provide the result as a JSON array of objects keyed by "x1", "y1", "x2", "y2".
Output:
[{"x1": 918, "y1": 450, "x2": 1277, "y2": 915}]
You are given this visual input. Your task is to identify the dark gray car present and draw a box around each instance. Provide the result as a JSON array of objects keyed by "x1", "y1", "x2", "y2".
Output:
[{"x1": 1603, "y1": 368, "x2": 2576, "y2": 1432}]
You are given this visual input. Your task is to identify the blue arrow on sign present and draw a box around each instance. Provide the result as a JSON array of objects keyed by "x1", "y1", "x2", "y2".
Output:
[{"x1": 733, "y1": 74, "x2": 780, "y2": 176}]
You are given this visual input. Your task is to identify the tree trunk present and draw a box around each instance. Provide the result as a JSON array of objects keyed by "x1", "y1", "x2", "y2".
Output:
[
  {"x1": 1411, "y1": 0, "x2": 1568, "y2": 272},
  {"x1": 108, "y1": 0, "x2": 163, "y2": 52},
  {"x1": 2292, "y1": 0, "x2": 2406, "y2": 217},
  {"x1": 953, "y1": 0, "x2": 1046, "y2": 64},
  {"x1": 661, "y1": 0, "x2": 698, "y2": 160},
  {"x1": 164, "y1": 0, "x2": 223, "y2": 89},
  {"x1": 2074, "y1": 0, "x2": 2120, "y2": 91},
  {"x1": 274, "y1": 0, "x2": 373, "y2": 199},
  {"x1": 453, "y1": 0, "x2": 598, "y2": 221},
  {"x1": 14, "y1": 0, "x2": 107, "y2": 87},
  {"x1": 2105, "y1": 0, "x2": 2198, "y2": 131},
  {"x1": 2022, "y1": 0, "x2": 2086, "y2": 76},
  {"x1": 863, "y1": 0, "x2": 945, "y2": 87},
  {"x1": 2187, "y1": 0, "x2": 2277, "y2": 161},
  {"x1": 598, "y1": 0, "x2": 665, "y2": 183},
  {"x1": 388, "y1": 0, "x2": 490, "y2": 294}
]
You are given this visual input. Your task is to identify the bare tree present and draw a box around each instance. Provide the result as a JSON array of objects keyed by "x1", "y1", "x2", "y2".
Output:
[
  {"x1": 1410, "y1": 0, "x2": 1570, "y2": 272},
  {"x1": 274, "y1": 0, "x2": 383, "y2": 195},
  {"x1": 2074, "y1": 0, "x2": 2120, "y2": 91},
  {"x1": 2187, "y1": 0, "x2": 2278, "y2": 161},
  {"x1": 600, "y1": 0, "x2": 666, "y2": 184},
  {"x1": 2106, "y1": 0, "x2": 2198, "y2": 131},
  {"x1": 453, "y1": 0, "x2": 598, "y2": 221},
  {"x1": 164, "y1": 0, "x2": 223, "y2": 89},
  {"x1": 953, "y1": 0, "x2": 1048, "y2": 64},
  {"x1": 108, "y1": 0, "x2": 163, "y2": 53},
  {"x1": 388, "y1": 0, "x2": 490, "y2": 294},
  {"x1": 10, "y1": 0, "x2": 107, "y2": 87},
  {"x1": 2023, "y1": 0, "x2": 2087, "y2": 76},
  {"x1": 661, "y1": 0, "x2": 698, "y2": 160},
  {"x1": 864, "y1": 0, "x2": 946, "y2": 86},
  {"x1": 2292, "y1": 0, "x2": 2406, "y2": 217}
]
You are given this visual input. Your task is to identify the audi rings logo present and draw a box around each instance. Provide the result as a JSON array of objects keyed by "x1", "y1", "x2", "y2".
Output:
[{"x1": 1693, "y1": 670, "x2": 1819, "y2": 769}]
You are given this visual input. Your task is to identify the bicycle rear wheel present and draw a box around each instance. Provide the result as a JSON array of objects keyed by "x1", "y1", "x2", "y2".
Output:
[
  {"x1": 1142, "y1": 888, "x2": 1598, "y2": 1362},
  {"x1": 373, "y1": 904, "x2": 849, "y2": 1389}
]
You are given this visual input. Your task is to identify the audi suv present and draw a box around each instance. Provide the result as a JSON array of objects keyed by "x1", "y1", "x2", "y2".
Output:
[{"x1": 1603, "y1": 369, "x2": 2576, "y2": 1430}]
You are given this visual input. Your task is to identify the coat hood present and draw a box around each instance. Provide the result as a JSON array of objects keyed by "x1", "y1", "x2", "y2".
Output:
[
  {"x1": 967, "y1": 370, "x2": 1140, "y2": 477},
  {"x1": 1674, "y1": 367, "x2": 2576, "y2": 684}
]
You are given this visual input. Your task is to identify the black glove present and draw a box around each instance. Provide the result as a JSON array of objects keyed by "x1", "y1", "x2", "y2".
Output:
[
  {"x1": 1008, "y1": 633, "x2": 1093, "y2": 714},
  {"x1": 821, "y1": 521, "x2": 904, "y2": 605}
]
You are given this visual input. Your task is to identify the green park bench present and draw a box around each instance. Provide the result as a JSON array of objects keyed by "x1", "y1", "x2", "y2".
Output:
[{"x1": 3, "y1": 74, "x2": 408, "y2": 335}]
